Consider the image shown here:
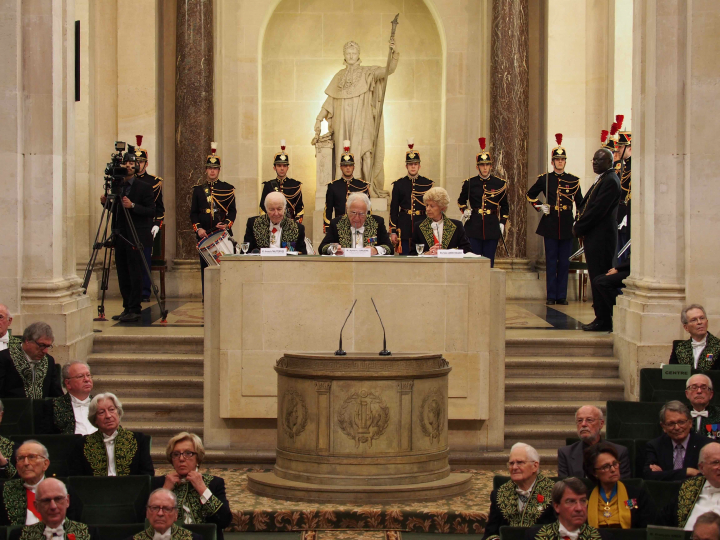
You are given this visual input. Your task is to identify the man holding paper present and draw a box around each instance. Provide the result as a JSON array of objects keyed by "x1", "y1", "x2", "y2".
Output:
[
  {"x1": 319, "y1": 193, "x2": 393, "y2": 256},
  {"x1": 243, "y1": 191, "x2": 307, "y2": 253}
]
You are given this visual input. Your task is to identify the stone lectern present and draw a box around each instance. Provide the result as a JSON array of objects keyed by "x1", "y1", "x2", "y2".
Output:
[{"x1": 247, "y1": 353, "x2": 472, "y2": 502}]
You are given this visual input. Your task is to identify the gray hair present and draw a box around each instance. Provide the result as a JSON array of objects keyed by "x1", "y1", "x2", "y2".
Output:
[
  {"x1": 264, "y1": 191, "x2": 287, "y2": 211},
  {"x1": 61, "y1": 361, "x2": 91, "y2": 389},
  {"x1": 88, "y1": 393, "x2": 124, "y2": 427},
  {"x1": 575, "y1": 405, "x2": 604, "y2": 421},
  {"x1": 699, "y1": 442, "x2": 720, "y2": 465},
  {"x1": 18, "y1": 439, "x2": 50, "y2": 459},
  {"x1": 22, "y1": 322, "x2": 54, "y2": 343},
  {"x1": 36, "y1": 477, "x2": 68, "y2": 497},
  {"x1": 687, "y1": 373, "x2": 713, "y2": 391},
  {"x1": 0, "y1": 304, "x2": 10, "y2": 318},
  {"x1": 423, "y1": 187, "x2": 450, "y2": 212},
  {"x1": 346, "y1": 192, "x2": 371, "y2": 212},
  {"x1": 681, "y1": 304, "x2": 707, "y2": 325},
  {"x1": 510, "y1": 442, "x2": 540, "y2": 463},
  {"x1": 551, "y1": 478, "x2": 587, "y2": 505},
  {"x1": 660, "y1": 400, "x2": 691, "y2": 423},
  {"x1": 148, "y1": 488, "x2": 177, "y2": 508},
  {"x1": 694, "y1": 512, "x2": 720, "y2": 538}
]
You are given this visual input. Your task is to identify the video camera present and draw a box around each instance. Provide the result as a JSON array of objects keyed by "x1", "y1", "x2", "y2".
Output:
[{"x1": 104, "y1": 141, "x2": 140, "y2": 189}]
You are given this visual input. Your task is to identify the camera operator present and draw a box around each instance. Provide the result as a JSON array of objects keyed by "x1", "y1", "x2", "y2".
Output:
[
  {"x1": 100, "y1": 152, "x2": 156, "y2": 322},
  {"x1": 190, "y1": 144, "x2": 236, "y2": 298},
  {"x1": 133, "y1": 137, "x2": 165, "y2": 302}
]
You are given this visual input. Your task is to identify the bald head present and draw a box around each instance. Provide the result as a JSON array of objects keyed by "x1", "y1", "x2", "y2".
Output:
[
  {"x1": 592, "y1": 148, "x2": 613, "y2": 174},
  {"x1": 576, "y1": 405, "x2": 605, "y2": 444},
  {"x1": 35, "y1": 478, "x2": 69, "y2": 528}
]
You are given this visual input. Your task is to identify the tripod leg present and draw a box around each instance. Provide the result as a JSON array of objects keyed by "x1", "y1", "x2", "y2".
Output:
[{"x1": 95, "y1": 245, "x2": 114, "y2": 321}]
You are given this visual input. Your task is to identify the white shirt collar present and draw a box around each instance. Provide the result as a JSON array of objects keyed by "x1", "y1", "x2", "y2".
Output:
[
  {"x1": 0, "y1": 332, "x2": 9, "y2": 344},
  {"x1": 70, "y1": 394, "x2": 92, "y2": 406},
  {"x1": 152, "y1": 529, "x2": 172, "y2": 540},
  {"x1": 692, "y1": 336, "x2": 707, "y2": 347},
  {"x1": 269, "y1": 220, "x2": 282, "y2": 232},
  {"x1": 559, "y1": 522, "x2": 580, "y2": 540},
  {"x1": 24, "y1": 475, "x2": 45, "y2": 491}
]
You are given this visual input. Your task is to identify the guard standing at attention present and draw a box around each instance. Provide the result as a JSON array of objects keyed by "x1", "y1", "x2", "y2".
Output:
[
  {"x1": 389, "y1": 139, "x2": 434, "y2": 255},
  {"x1": 526, "y1": 133, "x2": 583, "y2": 305},
  {"x1": 259, "y1": 141, "x2": 304, "y2": 223},
  {"x1": 324, "y1": 140, "x2": 370, "y2": 231},
  {"x1": 190, "y1": 143, "x2": 237, "y2": 297},
  {"x1": 616, "y1": 127, "x2": 632, "y2": 262},
  {"x1": 458, "y1": 138, "x2": 509, "y2": 267}
]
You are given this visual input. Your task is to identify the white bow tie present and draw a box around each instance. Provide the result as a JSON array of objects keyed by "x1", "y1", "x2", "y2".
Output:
[
  {"x1": 44, "y1": 526, "x2": 64, "y2": 539},
  {"x1": 0, "y1": 334, "x2": 9, "y2": 344},
  {"x1": 103, "y1": 431, "x2": 118, "y2": 444},
  {"x1": 692, "y1": 410, "x2": 709, "y2": 418},
  {"x1": 693, "y1": 340, "x2": 706, "y2": 349}
]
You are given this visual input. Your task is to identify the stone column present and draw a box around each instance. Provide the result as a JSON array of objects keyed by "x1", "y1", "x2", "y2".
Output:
[
  {"x1": 615, "y1": 0, "x2": 720, "y2": 399},
  {"x1": 175, "y1": 0, "x2": 213, "y2": 260},
  {"x1": 490, "y1": 0, "x2": 529, "y2": 259}
]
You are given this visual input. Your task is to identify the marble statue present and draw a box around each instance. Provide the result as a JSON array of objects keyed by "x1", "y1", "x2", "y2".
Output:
[{"x1": 312, "y1": 39, "x2": 399, "y2": 198}]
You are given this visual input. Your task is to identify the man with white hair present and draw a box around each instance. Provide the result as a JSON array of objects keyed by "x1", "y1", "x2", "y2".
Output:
[
  {"x1": 319, "y1": 192, "x2": 393, "y2": 255},
  {"x1": 243, "y1": 191, "x2": 307, "y2": 253},
  {"x1": 670, "y1": 304, "x2": 719, "y2": 370},
  {"x1": 483, "y1": 443, "x2": 555, "y2": 540},
  {"x1": 0, "y1": 304, "x2": 13, "y2": 351},
  {"x1": 686, "y1": 374, "x2": 720, "y2": 438},
  {"x1": 557, "y1": 405, "x2": 631, "y2": 478},
  {"x1": 41, "y1": 361, "x2": 97, "y2": 435},
  {"x1": 126, "y1": 489, "x2": 202, "y2": 540}
]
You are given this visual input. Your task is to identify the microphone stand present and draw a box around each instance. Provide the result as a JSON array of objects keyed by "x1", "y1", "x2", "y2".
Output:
[
  {"x1": 371, "y1": 297, "x2": 392, "y2": 356},
  {"x1": 335, "y1": 299, "x2": 357, "y2": 356}
]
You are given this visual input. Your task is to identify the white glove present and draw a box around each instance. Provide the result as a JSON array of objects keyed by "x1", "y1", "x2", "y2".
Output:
[
  {"x1": 500, "y1": 223, "x2": 505, "y2": 236},
  {"x1": 618, "y1": 215, "x2": 627, "y2": 230},
  {"x1": 151, "y1": 225, "x2": 160, "y2": 238},
  {"x1": 541, "y1": 204, "x2": 550, "y2": 215},
  {"x1": 463, "y1": 209, "x2": 471, "y2": 218}
]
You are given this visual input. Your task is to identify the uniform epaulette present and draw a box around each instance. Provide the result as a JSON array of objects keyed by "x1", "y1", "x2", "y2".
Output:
[
  {"x1": 563, "y1": 172, "x2": 579, "y2": 180},
  {"x1": 359, "y1": 178, "x2": 368, "y2": 183},
  {"x1": 463, "y1": 177, "x2": 470, "y2": 183},
  {"x1": 496, "y1": 176, "x2": 507, "y2": 183}
]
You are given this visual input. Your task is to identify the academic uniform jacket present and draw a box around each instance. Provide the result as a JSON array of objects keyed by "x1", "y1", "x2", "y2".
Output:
[
  {"x1": 8, "y1": 519, "x2": 99, "y2": 540},
  {"x1": 557, "y1": 440, "x2": 632, "y2": 479},
  {"x1": 69, "y1": 427, "x2": 155, "y2": 477},
  {"x1": 659, "y1": 476, "x2": 706, "y2": 528},
  {"x1": 524, "y1": 522, "x2": 614, "y2": 540},
  {"x1": 0, "y1": 347, "x2": 63, "y2": 399},
  {"x1": 411, "y1": 217, "x2": 472, "y2": 254},
  {"x1": 242, "y1": 215, "x2": 307, "y2": 254},
  {"x1": 643, "y1": 432, "x2": 711, "y2": 481},
  {"x1": 124, "y1": 526, "x2": 203, "y2": 540},
  {"x1": 151, "y1": 475, "x2": 232, "y2": 540},
  {"x1": 319, "y1": 215, "x2": 394, "y2": 255},
  {"x1": 0, "y1": 479, "x2": 83, "y2": 526},
  {"x1": 588, "y1": 481, "x2": 657, "y2": 528},
  {"x1": 40, "y1": 392, "x2": 94, "y2": 434},
  {"x1": 483, "y1": 474, "x2": 555, "y2": 540},
  {"x1": 111, "y1": 178, "x2": 156, "y2": 248},
  {"x1": 458, "y1": 175, "x2": 509, "y2": 240},
  {"x1": 668, "y1": 332, "x2": 720, "y2": 371}
]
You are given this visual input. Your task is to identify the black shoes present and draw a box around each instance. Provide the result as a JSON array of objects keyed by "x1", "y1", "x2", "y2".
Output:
[
  {"x1": 118, "y1": 312, "x2": 141, "y2": 323},
  {"x1": 582, "y1": 319, "x2": 612, "y2": 332},
  {"x1": 556, "y1": 299, "x2": 569, "y2": 305},
  {"x1": 546, "y1": 299, "x2": 556, "y2": 305},
  {"x1": 112, "y1": 310, "x2": 128, "y2": 321},
  {"x1": 141, "y1": 296, "x2": 150, "y2": 302}
]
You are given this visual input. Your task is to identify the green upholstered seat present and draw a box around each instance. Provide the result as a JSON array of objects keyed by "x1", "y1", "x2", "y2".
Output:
[
  {"x1": 9, "y1": 434, "x2": 81, "y2": 478},
  {"x1": 500, "y1": 526, "x2": 528, "y2": 540},
  {"x1": 185, "y1": 523, "x2": 218, "y2": 540},
  {"x1": 607, "y1": 401, "x2": 664, "y2": 440},
  {"x1": 610, "y1": 529, "x2": 647, "y2": 540},
  {"x1": 67, "y1": 475, "x2": 151, "y2": 524},
  {"x1": 93, "y1": 523, "x2": 146, "y2": 540},
  {"x1": 0, "y1": 399, "x2": 34, "y2": 437},
  {"x1": 644, "y1": 480, "x2": 683, "y2": 514}
]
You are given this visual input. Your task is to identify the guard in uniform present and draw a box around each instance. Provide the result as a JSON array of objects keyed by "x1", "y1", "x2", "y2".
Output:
[
  {"x1": 132, "y1": 135, "x2": 165, "y2": 301},
  {"x1": 259, "y1": 141, "x2": 304, "y2": 222},
  {"x1": 458, "y1": 138, "x2": 509, "y2": 267},
  {"x1": 526, "y1": 134, "x2": 583, "y2": 305},
  {"x1": 324, "y1": 140, "x2": 370, "y2": 231},
  {"x1": 616, "y1": 130, "x2": 632, "y2": 262},
  {"x1": 190, "y1": 143, "x2": 237, "y2": 298},
  {"x1": 389, "y1": 140, "x2": 434, "y2": 255}
]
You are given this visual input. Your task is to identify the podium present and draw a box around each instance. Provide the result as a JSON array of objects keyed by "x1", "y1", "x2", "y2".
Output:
[{"x1": 247, "y1": 352, "x2": 472, "y2": 502}]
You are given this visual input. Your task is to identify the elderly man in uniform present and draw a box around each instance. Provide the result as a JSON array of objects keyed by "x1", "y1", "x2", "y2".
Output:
[
  {"x1": 685, "y1": 374, "x2": 720, "y2": 438},
  {"x1": 319, "y1": 193, "x2": 393, "y2": 256},
  {"x1": 483, "y1": 443, "x2": 555, "y2": 540},
  {"x1": 0, "y1": 304, "x2": 12, "y2": 351},
  {"x1": 42, "y1": 361, "x2": 96, "y2": 435},
  {"x1": 243, "y1": 191, "x2": 307, "y2": 254},
  {"x1": 389, "y1": 140, "x2": 434, "y2": 255},
  {"x1": 324, "y1": 141, "x2": 370, "y2": 231},
  {"x1": 260, "y1": 142, "x2": 304, "y2": 223},
  {"x1": 669, "y1": 304, "x2": 719, "y2": 370},
  {"x1": 526, "y1": 134, "x2": 582, "y2": 305},
  {"x1": 128, "y1": 489, "x2": 203, "y2": 540},
  {"x1": 0, "y1": 322, "x2": 62, "y2": 399},
  {"x1": 458, "y1": 138, "x2": 509, "y2": 267}
]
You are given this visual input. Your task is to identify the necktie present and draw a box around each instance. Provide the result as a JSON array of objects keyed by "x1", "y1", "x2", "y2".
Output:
[
  {"x1": 674, "y1": 444, "x2": 685, "y2": 470},
  {"x1": 691, "y1": 410, "x2": 709, "y2": 418},
  {"x1": 44, "y1": 526, "x2": 64, "y2": 540},
  {"x1": 25, "y1": 489, "x2": 42, "y2": 519}
]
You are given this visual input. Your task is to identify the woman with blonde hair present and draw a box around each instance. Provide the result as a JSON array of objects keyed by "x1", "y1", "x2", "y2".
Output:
[{"x1": 412, "y1": 187, "x2": 471, "y2": 255}]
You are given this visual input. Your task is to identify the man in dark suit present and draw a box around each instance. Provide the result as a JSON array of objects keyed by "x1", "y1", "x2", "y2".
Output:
[
  {"x1": 243, "y1": 191, "x2": 307, "y2": 254},
  {"x1": 319, "y1": 193, "x2": 393, "y2": 256},
  {"x1": 557, "y1": 405, "x2": 631, "y2": 478},
  {"x1": 0, "y1": 322, "x2": 62, "y2": 399},
  {"x1": 644, "y1": 400, "x2": 711, "y2": 481},
  {"x1": 590, "y1": 258, "x2": 631, "y2": 333},
  {"x1": 126, "y1": 489, "x2": 203, "y2": 540},
  {"x1": 573, "y1": 148, "x2": 621, "y2": 332},
  {"x1": 101, "y1": 154, "x2": 156, "y2": 322}
]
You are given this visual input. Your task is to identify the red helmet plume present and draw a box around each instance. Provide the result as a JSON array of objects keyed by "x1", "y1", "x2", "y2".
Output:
[
  {"x1": 601, "y1": 130, "x2": 609, "y2": 143},
  {"x1": 478, "y1": 137, "x2": 486, "y2": 151}
]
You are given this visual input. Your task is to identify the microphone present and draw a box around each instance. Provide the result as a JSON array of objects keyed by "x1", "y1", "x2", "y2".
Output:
[
  {"x1": 371, "y1": 297, "x2": 391, "y2": 356},
  {"x1": 335, "y1": 299, "x2": 357, "y2": 356}
]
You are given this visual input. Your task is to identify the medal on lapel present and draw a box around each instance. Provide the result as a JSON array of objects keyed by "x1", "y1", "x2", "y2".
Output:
[{"x1": 625, "y1": 499, "x2": 637, "y2": 510}]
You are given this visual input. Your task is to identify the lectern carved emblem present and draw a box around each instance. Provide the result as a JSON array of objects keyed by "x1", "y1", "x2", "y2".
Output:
[
  {"x1": 419, "y1": 388, "x2": 444, "y2": 442},
  {"x1": 281, "y1": 389, "x2": 308, "y2": 442},
  {"x1": 337, "y1": 390, "x2": 390, "y2": 448}
]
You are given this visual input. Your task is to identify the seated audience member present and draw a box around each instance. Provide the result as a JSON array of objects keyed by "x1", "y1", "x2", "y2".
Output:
[
  {"x1": 0, "y1": 399, "x2": 16, "y2": 479},
  {"x1": 152, "y1": 432, "x2": 231, "y2": 540},
  {"x1": 0, "y1": 304, "x2": 13, "y2": 351},
  {"x1": 127, "y1": 489, "x2": 203, "y2": 540},
  {"x1": 583, "y1": 442, "x2": 656, "y2": 528},
  {"x1": 319, "y1": 193, "x2": 393, "y2": 256},
  {"x1": 483, "y1": 443, "x2": 555, "y2": 540},
  {"x1": 0, "y1": 322, "x2": 62, "y2": 399},
  {"x1": 588, "y1": 258, "x2": 630, "y2": 332},
  {"x1": 686, "y1": 374, "x2": 720, "y2": 438},
  {"x1": 9, "y1": 478, "x2": 97, "y2": 540},
  {"x1": 692, "y1": 512, "x2": 720, "y2": 540},
  {"x1": 644, "y1": 400, "x2": 711, "y2": 481},
  {"x1": 525, "y1": 478, "x2": 612, "y2": 540},
  {"x1": 42, "y1": 361, "x2": 97, "y2": 435},
  {"x1": 0, "y1": 440, "x2": 80, "y2": 526},
  {"x1": 557, "y1": 405, "x2": 631, "y2": 479},
  {"x1": 669, "y1": 304, "x2": 719, "y2": 370},
  {"x1": 70, "y1": 392, "x2": 154, "y2": 476},
  {"x1": 411, "y1": 187, "x2": 472, "y2": 254},
  {"x1": 660, "y1": 442, "x2": 720, "y2": 529},
  {"x1": 243, "y1": 191, "x2": 307, "y2": 253}
]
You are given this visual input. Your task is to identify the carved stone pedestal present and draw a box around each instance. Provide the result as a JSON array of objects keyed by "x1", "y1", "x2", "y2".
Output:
[{"x1": 247, "y1": 353, "x2": 472, "y2": 502}]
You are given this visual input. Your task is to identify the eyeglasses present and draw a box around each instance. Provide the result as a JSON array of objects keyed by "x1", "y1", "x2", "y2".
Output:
[
  {"x1": 97, "y1": 406, "x2": 118, "y2": 417},
  {"x1": 595, "y1": 460, "x2": 620, "y2": 472},
  {"x1": 687, "y1": 316, "x2": 707, "y2": 324},
  {"x1": 37, "y1": 496, "x2": 68, "y2": 505},
  {"x1": 67, "y1": 373, "x2": 93, "y2": 381},
  {"x1": 663, "y1": 419, "x2": 690, "y2": 428},
  {"x1": 147, "y1": 506, "x2": 177, "y2": 514},
  {"x1": 16, "y1": 454, "x2": 47, "y2": 463},
  {"x1": 576, "y1": 417, "x2": 599, "y2": 425},
  {"x1": 507, "y1": 460, "x2": 530, "y2": 467},
  {"x1": 348, "y1": 211, "x2": 367, "y2": 218},
  {"x1": 703, "y1": 459, "x2": 720, "y2": 469},
  {"x1": 687, "y1": 384, "x2": 711, "y2": 392},
  {"x1": 33, "y1": 341, "x2": 53, "y2": 350},
  {"x1": 171, "y1": 451, "x2": 198, "y2": 460}
]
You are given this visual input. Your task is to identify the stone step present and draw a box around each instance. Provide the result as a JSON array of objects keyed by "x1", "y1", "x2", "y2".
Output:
[
  {"x1": 506, "y1": 335, "x2": 613, "y2": 357},
  {"x1": 91, "y1": 335, "x2": 203, "y2": 355},
  {"x1": 120, "y1": 398, "x2": 203, "y2": 423},
  {"x1": 505, "y1": 357, "x2": 619, "y2": 378},
  {"x1": 504, "y1": 423, "x2": 579, "y2": 449},
  {"x1": 87, "y1": 353, "x2": 203, "y2": 376},
  {"x1": 124, "y1": 421, "x2": 204, "y2": 449},
  {"x1": 504, "y1": 400, "x2": 606, "y2": 425},
  {"x1": 505, "y1": 377, "x2": 625, "y2": 401},
  {"x1": 92, "y1": 375, "x2": 203, "y2": 399}
]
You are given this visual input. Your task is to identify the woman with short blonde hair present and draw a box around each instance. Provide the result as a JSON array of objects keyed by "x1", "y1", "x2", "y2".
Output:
[{"x1": 412, "y1": 187, "x2": 471, "y2": 255}]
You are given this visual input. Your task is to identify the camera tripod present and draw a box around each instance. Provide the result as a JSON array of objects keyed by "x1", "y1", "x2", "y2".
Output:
[{"x1": 82, "y1": 185, "x2": 168, "y2": 323}]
